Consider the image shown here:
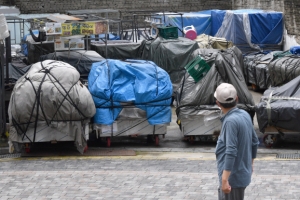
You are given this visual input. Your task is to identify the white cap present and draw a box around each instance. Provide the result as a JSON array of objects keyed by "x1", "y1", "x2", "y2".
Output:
[{"x1": 214, "y1": 83, "x2": 237, "y2": 103}]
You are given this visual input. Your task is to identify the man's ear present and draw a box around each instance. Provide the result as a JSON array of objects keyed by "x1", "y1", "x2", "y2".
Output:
[
  {"x1": 216, "y1": 100, "x2": 220, "y2": 107},
  {"x1": 236, "y1": 96, "x2": 239, "y2": 103}
]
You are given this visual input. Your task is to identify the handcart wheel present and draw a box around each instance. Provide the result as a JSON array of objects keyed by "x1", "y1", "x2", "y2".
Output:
[
  {"x1": 106, "y1": 137, "x2": 111, "y2": 147},
  {"x1": 25, "y1": 143, "x2": 30, "y2": 153},
  {"x1": 83, "y1": 145, "x2": 88, "y2": 153},
  {"x1": 263, "y1": 134, "x2": 280, "y2": 148},
  {"x1": 155, "y1": 135, "x2": 159, "y2": 146},
  {"x1": 189, "y1": 136, "x2": 195, "y2": 144},
  {"x1": 251, "y1": 84, "x2": 259, "y2": 91}
]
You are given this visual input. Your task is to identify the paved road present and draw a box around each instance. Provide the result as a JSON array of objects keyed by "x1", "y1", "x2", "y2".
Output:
[
  {"x1": 1, "y1": 89, "x2": 300, "y2": 199},
  {"x1": 0, "y1": 151, "x2": 300, "y2": 200}
]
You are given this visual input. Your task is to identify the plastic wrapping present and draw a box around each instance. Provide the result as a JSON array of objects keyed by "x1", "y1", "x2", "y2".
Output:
[
  {"x1": 40, "y1": 50, "x2": 104, "y2": 77},
  {"x1": 243, "y1": 52, "x2": 272, "y2": 89},
  {"x1": 4, "y1": 61, "x2": 31, "y2": 82},
  {"x1": 91, "y1": 40, "x2": 142, "y2": 59},
  {"x1": 140, "y1": 36, "x2": 199, "y2": 94},
  {"x1": 88, "y1": 59, "x2": 172, "y2": 125},
  {"x1": 0, "y1": 14, "x2": 9, "y2": 40},
  {"x1": 8, "y1": 60, "x2": 96, "y2": 153},
  {"x1": 213, "y1": 9, "x2": 284, "y2": 53},
  {"x1": 176, "y1": 46, "x2": 255, "y2": 122},
  {"x1": 195, "y1": 34, "x2": 233, "y2": 49},
  {"x1": 152, "y1": 11, "x2": 212, "y2": 36},
  {"x1": 27, "y1": 41, "x2": 55, "y2": 64},
  {"x1": 255, "y1": 75, "x2": 300, "y2": 132},
  {"x1": 215, "y1": 11, "x2": 260, "y2": 51},
  {"x1": 268, "y1": 55, "x2": 300, "y2": 87}
]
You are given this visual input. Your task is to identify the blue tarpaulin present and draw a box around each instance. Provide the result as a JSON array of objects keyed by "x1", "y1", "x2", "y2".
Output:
[
  {"x1": 88, "y1": 59, "x2": 172, "y2": 125},
  {"x1": 212, "y1": 9, "x2": 283, "y2": 47},
  {"x1": 155, "y1": 10, "x2": 214, "y2": 36}
]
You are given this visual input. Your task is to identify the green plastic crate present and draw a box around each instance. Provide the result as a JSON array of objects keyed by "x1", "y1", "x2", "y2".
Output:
[
  {"x1": 184, "y1": 56, "x2": 210, "y2": 82},
  {"x1": 158, "y1": 26, "x2": 178, "y2": 39}
]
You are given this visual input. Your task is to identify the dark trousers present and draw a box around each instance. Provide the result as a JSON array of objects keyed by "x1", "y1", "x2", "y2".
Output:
[{"x1": 218, "y1": 187, "x2": 245, "y2": 200}]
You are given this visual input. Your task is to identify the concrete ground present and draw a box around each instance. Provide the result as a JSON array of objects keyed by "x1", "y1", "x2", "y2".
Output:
[{"x1": 1, "y1": 88, "x2": 300, "y2": 199}]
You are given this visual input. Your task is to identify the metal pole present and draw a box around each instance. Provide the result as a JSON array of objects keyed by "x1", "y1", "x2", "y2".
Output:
[
  {"x1": 5, "y1": 32, "x2": 11, "y2": 84},
  {"x1": 0, "y1": 40, "x2": 6, "y2": 136}
]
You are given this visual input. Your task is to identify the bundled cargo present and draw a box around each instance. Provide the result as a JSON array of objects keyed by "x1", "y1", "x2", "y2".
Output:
[
  {"x1": 195, "y1": 34, "x2": 233, "y2": 49},
  {"x1": 91, "y1": 40, "x2": 142, "y2": 60},
  {"x1": 88, "y1": 59, "x2": 172, "y2": 146},
  {"x1": 244, "y1": 51, "x2": 292, "y2": 90},
  {"x1": 40, "y1": 50, "x2": 104, "y2": 78},
  {"x1": 256, "y1": 76, "x2": 300, "y2": 133},
  {"x1": 268, "y1": 55, "x2": 300, "y2": 87},
  {"x1": 8, "y1": 60, "x2": 96, "y2": 153},
  {"x1": 140, "y1": 36, "x2": 199, "y2": 95},
  {"x1": 176, "y1": 47, "x2": 255, "y2": 141},
  {"x1": 243, "y1": 52, "x2": 272, "y2": 90}
]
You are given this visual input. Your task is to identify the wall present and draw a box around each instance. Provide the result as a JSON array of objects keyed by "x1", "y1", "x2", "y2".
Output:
[{"x1": 0, "y1": 0, "x2": 232, "y2": 14}]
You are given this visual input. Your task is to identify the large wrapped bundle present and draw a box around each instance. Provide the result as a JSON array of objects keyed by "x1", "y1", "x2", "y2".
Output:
[
  {"x1": 140, "y1": 37, "x2": 199, "y2": 94},
  {"x1": 255, "y1": 76, "x2": 300, "y2": 132},
  {"x1": 244, "y1": 51, "x2": 292, "y2": 90},
  {"x1": 268, "y1": 55, "x2": 300, "y2": 86},
  {"x1": 243, "y1": 52, "x2": 272, "y2": 90},
  {"x1": 40, "y1": 50, "x2": 104, "y2": 77},
  {"x1": 88, "y1": 59, "x2": 172, "y2": 125},
  {"x1": 176, "y1": 47, "x2": 255, "y2": 125},
  {"x1": 8, "y1": 60, "x2": 96, "y2": 153}
]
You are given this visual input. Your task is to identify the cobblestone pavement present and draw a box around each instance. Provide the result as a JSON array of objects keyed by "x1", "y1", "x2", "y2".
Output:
[{"x1": 0, "y1": 149, "x2": 300, "y2": 200}]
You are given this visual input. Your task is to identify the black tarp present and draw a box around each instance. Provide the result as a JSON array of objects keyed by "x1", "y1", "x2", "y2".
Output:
[
  {"x1": 243, "y1": 52, "x2": 272, "y2": 90},
  {"x1": 176, "y1": 46, "x2": 255, "y2": 120},
  {"x1": 140, "y1": 36, "x2": 199, "y2": 95},
  {"x1": 255, "y1": 75, "x2": 300, "y2": 132},
  {"x1": 27, "y1": 41, "x2": 55, "y2": 64},
  {"x1": 268, "y1": 54, "x2": 300, "y2": 87},
  {"x1": 4, "y1": 60, "x2": 30, "y2": 82},
  {"x1": 91, "y1": 40, "x2": 142, "y2": 60},
  {"x1": 244, "y1": 51, "x2": 292, "y2": 89},
  {"x1": 40, "y1": 50, "x2": 104, "y2": 77}
]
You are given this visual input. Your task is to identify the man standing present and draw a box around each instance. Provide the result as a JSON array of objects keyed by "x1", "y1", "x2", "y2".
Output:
[{"x1": 214, "y1": 83, "x2": 259, "y2": 200}]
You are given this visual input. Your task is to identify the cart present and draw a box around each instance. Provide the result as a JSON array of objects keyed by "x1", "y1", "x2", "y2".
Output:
[{"x1": 93, "y1": 118, "x2": 168, "y2": 147}]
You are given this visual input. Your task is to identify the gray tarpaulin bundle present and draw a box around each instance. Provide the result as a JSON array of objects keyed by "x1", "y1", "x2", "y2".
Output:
[
  {"x1": 176, "y1": 46, "x2": 255, "y2": 121},
  {"x1": 268, "y1": 54, "x2": 300, "y2": 87},
  {"x1": 8, "y1": 60, "x2": 96, "y2": 153},
  {"x1": 140, "y1": 36, "x2": 199, "y2": 94},
  {"x1": 255, "y1": 75, "x2": 300, "y2": 132},
  {"x1": 40, "y1": 50, "x2": 104, "y2": 77},
  {"x1": 243, "y1": 52, "x2": 272, "y2": 90}
]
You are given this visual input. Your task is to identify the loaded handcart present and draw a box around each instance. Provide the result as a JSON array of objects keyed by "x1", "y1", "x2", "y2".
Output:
[
  {"x1": 88, "y1": 59, "x2": 173, "y2": 147},
  {"x1": 176, "y1": 47, "x2": 255, "y2": 143},
  {"x1": 8, "y1": 60, "x2": 96, "y2": 153},
  {"x1": 256, "y1": 75, "x2": 300, "y2": 148}
]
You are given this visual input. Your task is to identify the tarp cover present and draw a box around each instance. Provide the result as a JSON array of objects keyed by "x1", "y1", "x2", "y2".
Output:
[
  {"x1": 243, "y1": 51, "x2": 293, "y2": 89},
  {"x1": 212, "y1": 9, "x2": 283, "y2": 53},
  {"x1": 40, "y1": 50, "x2": 104, "y2": 76},
  {"x1": 4, "y1": 60, "x2": 31, "y2": 82},
  {"x1": 88, "y1": 59, "x2": 172, "y2": 125},
  {"x1": 91, "y1": 40, "x2": 142, "y2": 59},
  {"x1": 195, "y1": 34, "x2": 233, "y2": 49},
  {"x1": 140, "y1": 36, "x2": 199, "y2": 94},
  {"x1": 8, "y1": 60, "x2": 96, "y2": 152},
  {"x1": 155, "y1": 10, "x2": 213, "y2": 36},
  {"x1": 243, "y1": 52, "x2": 272, "y2": 90},
  {"x1": 27, "y1": 41, "x2": 55, "y2": 64},
  {"x1": 176, "y1": 46, "x2": 255, "y2": 120},
  {"x1": 268, "y1": 55, "x2": 300, "y2": 87},
  {"x1": 255, "y1": 75, "x2": 300, "y2": 132}
]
